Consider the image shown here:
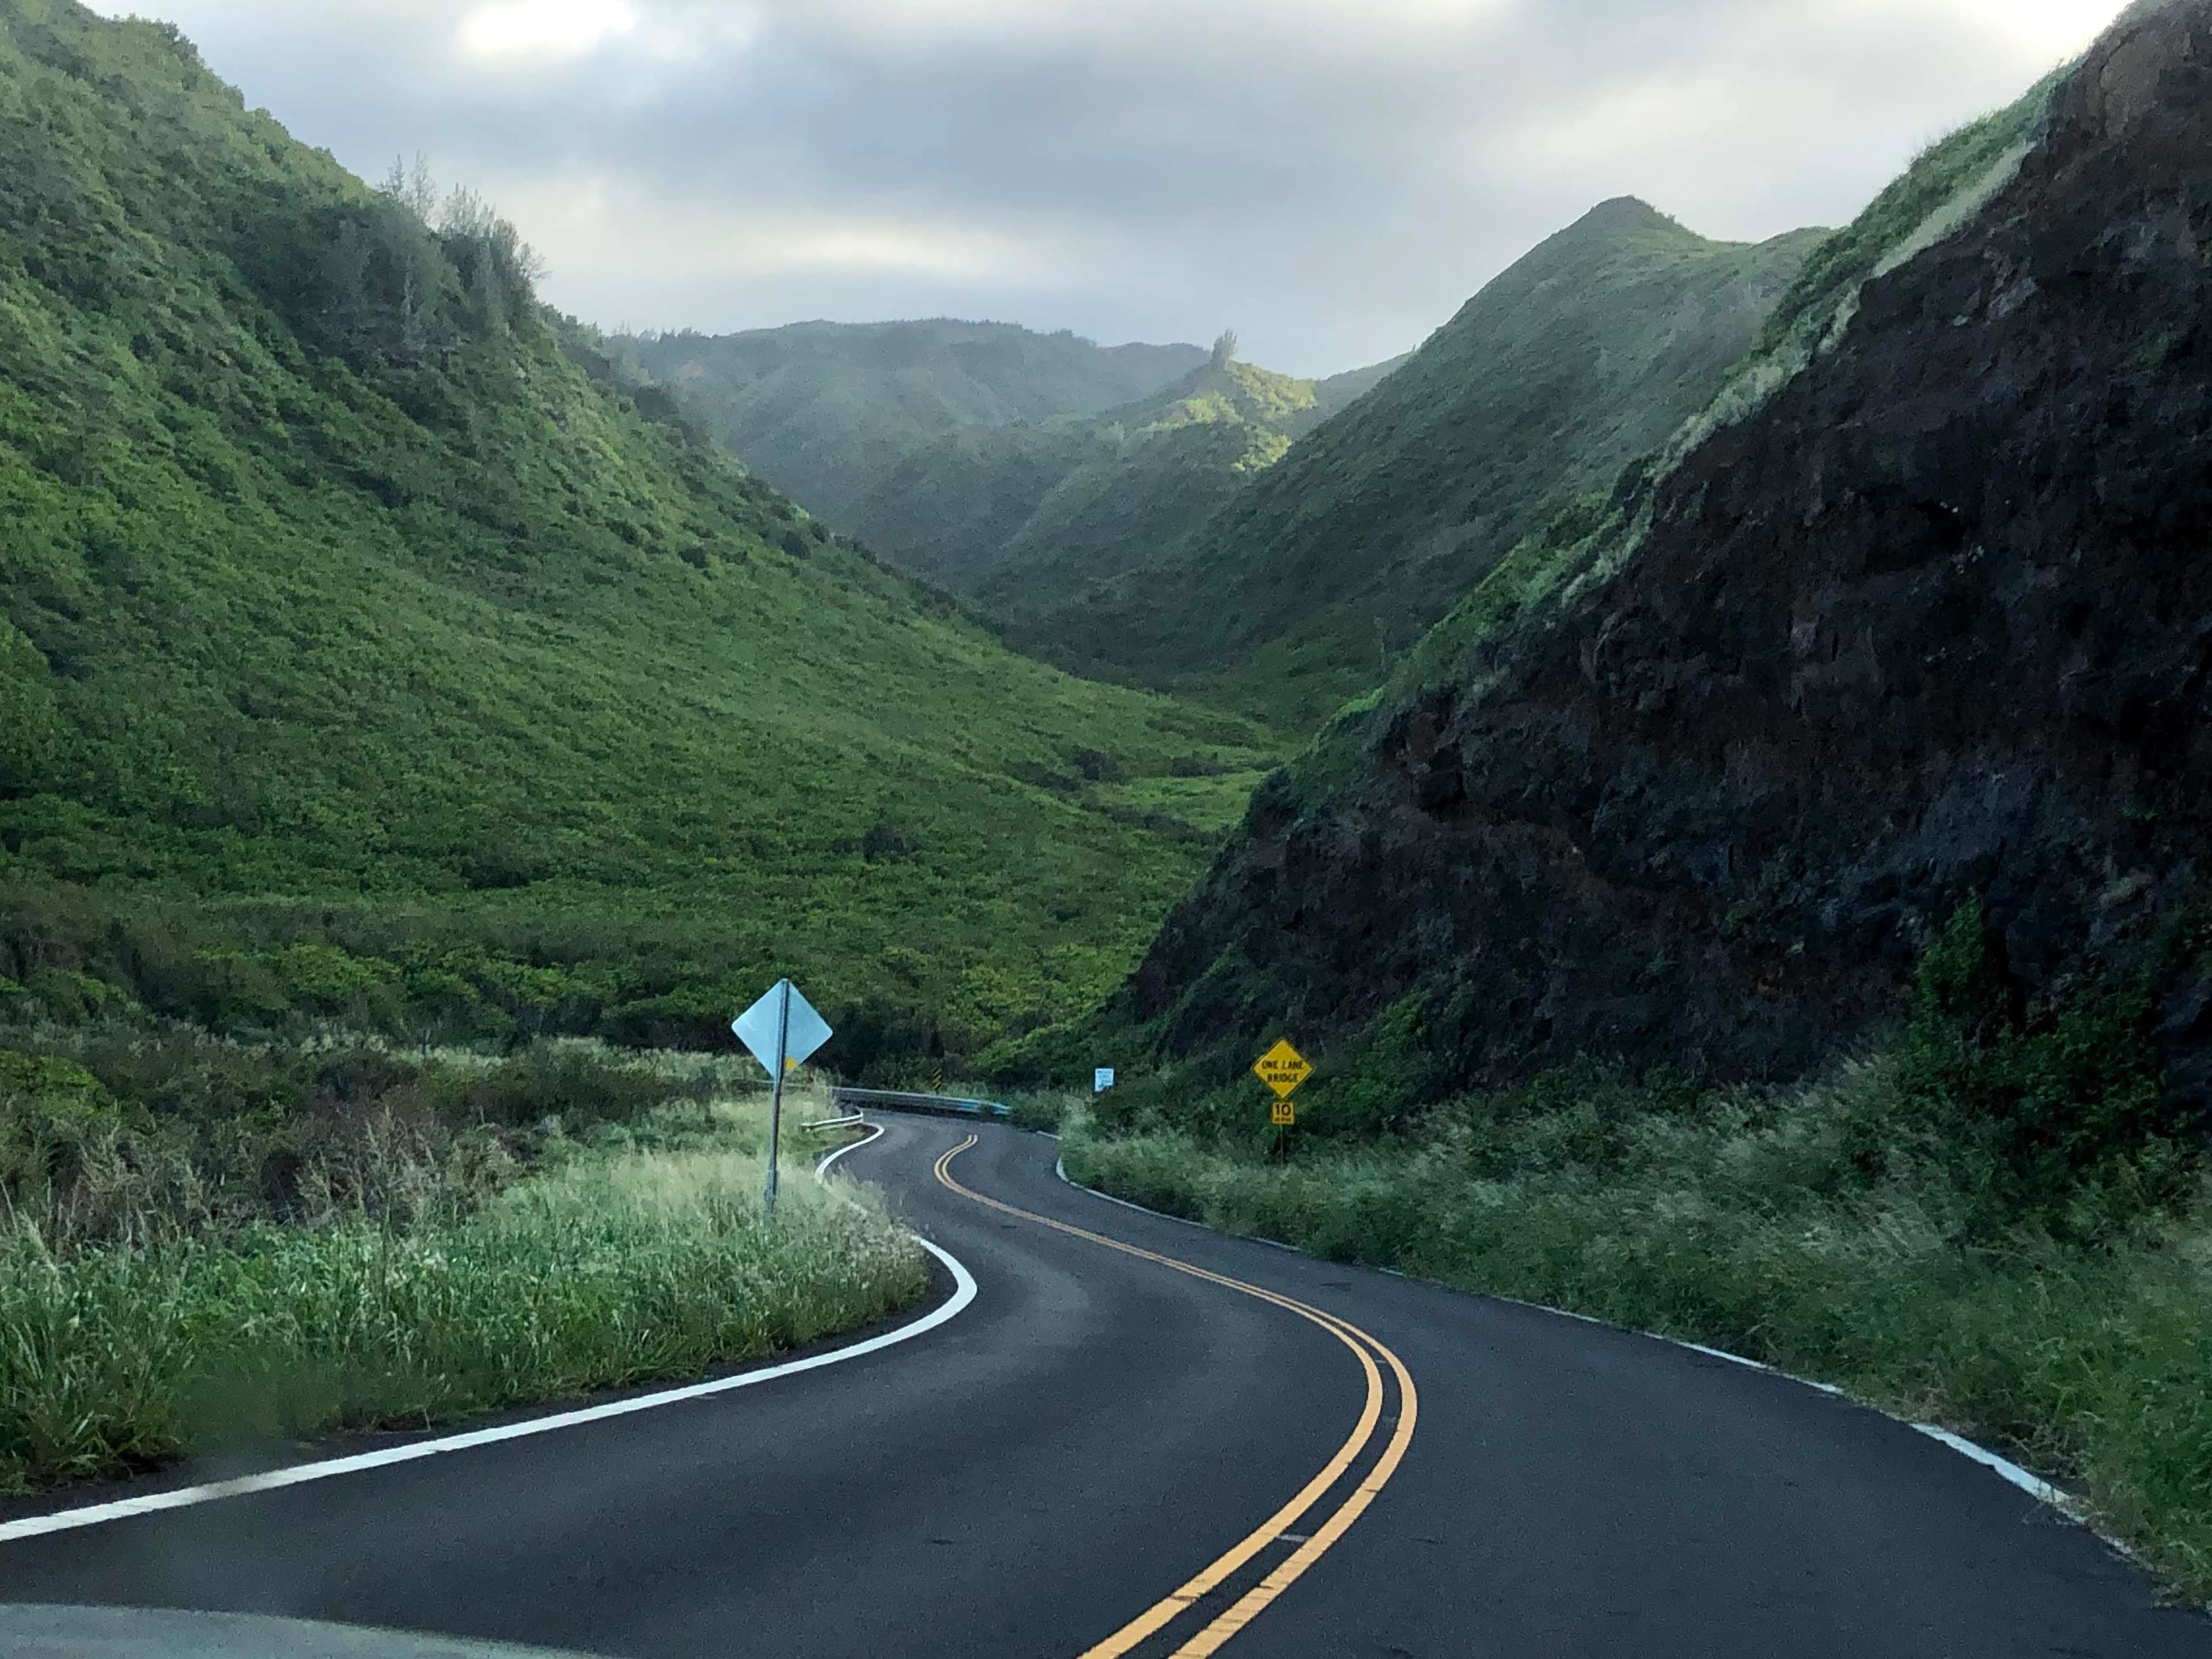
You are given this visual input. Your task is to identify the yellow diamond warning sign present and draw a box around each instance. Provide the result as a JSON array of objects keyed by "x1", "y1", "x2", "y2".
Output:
[{"x1": 1253, "y1": 1039, "x2": 1312, "y2": 1100}]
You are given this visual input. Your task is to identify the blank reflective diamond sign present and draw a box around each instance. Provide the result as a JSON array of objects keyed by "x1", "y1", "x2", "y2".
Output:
[{"x1": 733, "y1": 979, "x2": 832, "y2": 1078}]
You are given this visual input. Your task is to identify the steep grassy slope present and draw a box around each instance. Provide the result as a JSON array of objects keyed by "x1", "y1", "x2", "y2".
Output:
[
  {"x1": 1060, "y1": 5, "x2": 2212, "y2": 1124},
  {"x1": 0, "y1": 0, "x2": 1282, "y2": 1066},
  {"x1": 839, "y1": 347, "x2": 1406, "y2": 615},
  {"x1": 623, "y1": 320, "x2": 1207, "y2": 524},
  {"x1": 1015, "y1": 202, "x2": 1824, "y2": 729}
]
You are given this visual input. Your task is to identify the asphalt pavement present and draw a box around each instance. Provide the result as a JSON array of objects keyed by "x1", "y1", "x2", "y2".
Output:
[{"x1": 2, "y1": 1115, "x2": 2205, "y2": 1658}]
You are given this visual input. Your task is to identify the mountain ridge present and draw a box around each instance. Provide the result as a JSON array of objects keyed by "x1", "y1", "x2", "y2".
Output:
[
  {"x1": 1012, "y1": 198, "x2": 1827, "y2": 729},
  {"x1": 624, "y1": 318, "x2": 1209, "y2": 524},
  {"x1": 838, "y1": 344, "x2": 1408, "y2": 611},
  {"x1": 1058, "y1": 3, "x2": 2212, "y2": 1122}
]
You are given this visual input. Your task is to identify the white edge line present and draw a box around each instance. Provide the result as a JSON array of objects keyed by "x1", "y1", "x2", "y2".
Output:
[
  {"x1": 1912, "y1": 1425, "x2": 2078, "y2": 1513},
  {"x1": 1048, "y1": 1151, "x2": 2087, "y2": 1520},
  {"x1": 1055, "y1": 1153, "x2": 1210, "y2": 1229},
  {"x1": 816, "y1": 1120, "x2": 885, "y2": 1176},
  {"x1": 0, "y1": 1123, "x2": 969, "y2": 1547},
  {"x1": 1674, "y1": 1340, "x2": 1771, "y2": 1372}
]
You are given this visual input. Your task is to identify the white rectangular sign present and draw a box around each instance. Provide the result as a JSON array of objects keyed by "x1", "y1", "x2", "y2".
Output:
[
  {"x1": 1094, "y1": 1067, "x2": 1115, "y2": 1093},
  {"x1": 733, "y1": 979, "x2": 832, "y2": 1078}
]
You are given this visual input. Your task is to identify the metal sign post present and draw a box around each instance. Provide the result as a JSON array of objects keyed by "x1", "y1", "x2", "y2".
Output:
[
  {"x1": 734, "y1": 979, "x2": 834, "y2": 1221},
  {"x1": 767, "y1": 984, "x2": 791, "y2": 1212}
]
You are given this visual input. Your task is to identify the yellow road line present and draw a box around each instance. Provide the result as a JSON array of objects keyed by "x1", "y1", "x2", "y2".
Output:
[{"x1": 930, "y1": 1135, "x2": 1419, "y2": 1658}]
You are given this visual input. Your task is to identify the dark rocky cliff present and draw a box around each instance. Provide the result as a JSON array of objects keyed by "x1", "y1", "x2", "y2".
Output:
[{"x1": 1106, "y1": 0, "x2": 2212, "y2": 1109}]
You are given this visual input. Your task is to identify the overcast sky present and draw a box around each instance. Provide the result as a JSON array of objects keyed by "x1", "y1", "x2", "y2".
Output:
[{"x1": 99, "y1": 0, "x2": 2128, "y2": 375}]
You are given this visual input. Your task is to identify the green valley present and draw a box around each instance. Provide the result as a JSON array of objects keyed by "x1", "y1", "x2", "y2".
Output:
[
  {"x1": 620, "y1": 318, "x2": 1208, "y2": 527},
  {"x1": 0, "y1": 0, "x2": 1283, "y2": 1067},
  {"x1": 836, "y1": 338, "x2": 1406, "y2": 617}
]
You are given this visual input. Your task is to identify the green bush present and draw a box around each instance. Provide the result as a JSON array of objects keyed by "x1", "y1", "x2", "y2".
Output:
[
  {"x1": 458, "y1": 1046, "x2": 672, "y2": 1132},
  {"x1": 1002, "y1": 1089, "x2": 1083, "y2": 1134},
  {"x1": 0, "y1": 1032, "x2": 717, "y2": 1249},
  {"x1": 1900, "y1": 898, "x2": 2193, "y2": 1234}
]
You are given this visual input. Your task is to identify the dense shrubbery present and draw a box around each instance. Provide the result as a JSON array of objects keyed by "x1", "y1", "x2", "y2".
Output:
[
  {"x1": 0, "y1": 1021, "x2": 924, "y2": 1493},
  {"x1": 0, "y1": 1027, "x2": 757, "y2": 1251},
  {"x1": 0, "y1": 869, "x2": 1224, "y2": 1073},
  {"x1": 1893, "y1": 897, "x2": 2196, "y2": 1235}
]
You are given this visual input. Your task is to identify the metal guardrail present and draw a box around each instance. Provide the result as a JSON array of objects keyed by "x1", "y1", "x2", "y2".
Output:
[
  {"x1": 830, "y1": 1087, "x2": 1012, "y2": 1122},
  {"x1": 800, "y1": 1111, "x2": 866, "y2": 1132}
]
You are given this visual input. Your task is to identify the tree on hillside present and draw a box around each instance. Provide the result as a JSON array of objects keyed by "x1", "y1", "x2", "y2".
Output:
[
  {"x1": 1211, "y1": 329, "x2": 1240, "y2": 368},
  {"x1": 380, "y1": 153, "x2": 441, "y2": 224}
]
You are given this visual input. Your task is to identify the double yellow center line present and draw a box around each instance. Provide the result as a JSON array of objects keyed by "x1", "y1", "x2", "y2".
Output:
[{"x1": 932, "y1": 1135, "x2": 1419, "y2": 1658}]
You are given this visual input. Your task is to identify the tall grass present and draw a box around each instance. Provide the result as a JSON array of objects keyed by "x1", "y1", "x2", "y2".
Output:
[
  {"x1": 0, "y1": 1139, "x2": 927, "y2": 1493},
  {"x1": 1063, "y1": 1055, "x2": 2212, "y2": 1603}
]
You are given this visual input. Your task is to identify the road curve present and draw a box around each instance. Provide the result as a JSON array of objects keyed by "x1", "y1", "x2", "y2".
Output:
[{"x1": 2, "y1": 1116, "x2": 2206, "y2": 1658}]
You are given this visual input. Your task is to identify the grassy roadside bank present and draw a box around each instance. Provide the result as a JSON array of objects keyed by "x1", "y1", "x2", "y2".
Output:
[
  {"x1": 1, "y1": 1039, "x2": 928, "y2": 1494},
  {"x1": 1050, "y1": 1059, "x2": 2212, "y2": 1606}
]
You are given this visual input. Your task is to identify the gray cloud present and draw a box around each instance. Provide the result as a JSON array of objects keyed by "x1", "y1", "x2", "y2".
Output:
[{"x1": 101, "y1": 0, "x2": 2126, "y2": 374}]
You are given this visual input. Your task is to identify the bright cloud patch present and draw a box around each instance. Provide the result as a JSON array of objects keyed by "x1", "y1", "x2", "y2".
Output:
[
  {"x1": 507, "y1": 172, "x2": 1081, "y2": 286},
  {"x1": 459, "y1": 1, "x2": 638, "y2": 62},
  {"x1": 1945, "y1": 0, "x2": 2130, "y2": 57}
]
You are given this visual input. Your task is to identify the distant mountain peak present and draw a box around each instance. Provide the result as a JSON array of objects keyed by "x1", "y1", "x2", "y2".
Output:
[
  {"x1": 1578, "y1": 194, "x2": 1673, "y2": 228},
  {"x1": 627, "y1": 319, "x2": 1208, "y2": 519}
]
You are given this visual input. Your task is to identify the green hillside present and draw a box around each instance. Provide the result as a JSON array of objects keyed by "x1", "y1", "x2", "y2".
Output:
[
  {"x1": 1013, "y1": 200, "x2": 1825, "y2": 729},
  {"x1": 0, "y1": 0, "x2": 1283, "y2": 1067},
  {"x1": 839, "y1": 343, "x2": 1406, "y2": 614},
  {"x1": 622, "y1": 319, "x2": 1208, "y2": 524}
]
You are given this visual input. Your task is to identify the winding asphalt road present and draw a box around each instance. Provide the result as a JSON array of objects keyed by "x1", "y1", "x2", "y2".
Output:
[{"x1": 3, "y1": 1114, "x2": 2207, "y2": 1657}]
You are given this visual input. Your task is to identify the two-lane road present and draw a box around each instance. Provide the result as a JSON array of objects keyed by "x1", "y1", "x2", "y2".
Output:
[{"x1": 3, "y1": 1116, "x2": 2206, "y2": 1657}]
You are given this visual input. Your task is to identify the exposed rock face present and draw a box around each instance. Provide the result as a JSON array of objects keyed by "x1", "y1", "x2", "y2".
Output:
[{"x1": 1121, "y1": 1, "x2": 2212, "y2": 1101}]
